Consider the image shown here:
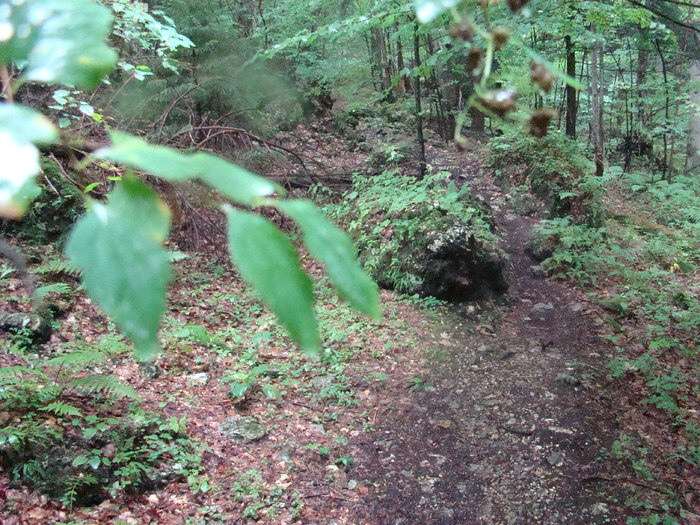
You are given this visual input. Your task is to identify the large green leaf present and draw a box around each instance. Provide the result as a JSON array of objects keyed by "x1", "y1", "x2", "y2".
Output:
[
  {"x1": 96, "y1": 132, "x2": 198, "y2": 181},
  {"x1": 225, "y1": 207, "x2": 321, "y2": 355},
  {"x1": 97, "y1": 132, "x2": 280, "y2": 205},
  {"x1": 0, "y1": 0, "x2": 117, "y2": 88},
  {"x1": 0, "y1": 104, "x2": 57, "y2": 218},
  {"x1": 196, "y1": 154, "x2": 281, "y2": 206},
  {"x1": 66, "y1": 178, "x2": 171, "y2": 361},
  {"x1": 277, "y1": 200, "x2": 381, "y2": 319}
]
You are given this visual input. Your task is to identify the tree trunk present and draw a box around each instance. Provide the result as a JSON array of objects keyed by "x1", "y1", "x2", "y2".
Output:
[
  {"x1": 687, "y1": 60, "x2": 700, "y2": 172},
  {"x1": 655, "y1": 38, "x2": 670, "y2": 180},
  {"x1": 565, "y1": 36, "x2": 577, "y2": 138},
  {"x1": 590, "y1": 40, "x2": 605, "y2": 176},
  {"x1": 413, "y1": 24, "x2": 427, "y2": 177},
  {"x1": 395, "y1": 23, "x2": 410, "y2": 95}
]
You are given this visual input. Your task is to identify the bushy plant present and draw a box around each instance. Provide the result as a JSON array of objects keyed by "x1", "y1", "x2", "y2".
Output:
[
  {"x1": 490, "y1": 128, "x2": 606, "y2": 226},
  {"x1": 327, "y1": 170, "x2": 506, "y2": 300},
  {"x1": 0, "y1": 346, "x2": 203, "y2": 507}
]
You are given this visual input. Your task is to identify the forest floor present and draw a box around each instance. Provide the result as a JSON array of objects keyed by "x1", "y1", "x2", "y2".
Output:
[
  {"x1": 0, "y1": 127, "x2": 688, "y2": 524},
  {"x1": 345, "y1": 146, "x2": 633, "y2": 524}
]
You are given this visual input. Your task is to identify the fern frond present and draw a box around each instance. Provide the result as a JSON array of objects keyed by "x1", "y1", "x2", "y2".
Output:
[
  {"x1": 0, "y1": 366, "x2": 33, "y2": 379},
  {"x1": 168, "y1": 250, "x2": 189, "y2": 262},
  {"x1": 68, "y1": 375, "x2": 140, "y2": 400},
  {"x1": 40, "y1": 401, "x2": 83, "y2": 418},
  {"x1": 35, "y1": 259, "x2": 83, "y2": 278},
  {"x1": 44, "y1": 350, "x2": 107, "y2": 368},
  {"x1": 97, "y1": 336, "x2": 132, "y2": 355},
  {"x1": 683, "y1": 207, "x2": 700, "y2": 224},
  {"x1": 34, "y1": 283, "x2": 72, "y2": 300},
  {"x1": 0, "y1": 366, "x2": 45, "y2": 381}
]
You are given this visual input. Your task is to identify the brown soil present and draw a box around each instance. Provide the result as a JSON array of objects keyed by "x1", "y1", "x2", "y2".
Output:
[{"x1": 340, "y1": 147, "x2": 632, "y2": 524}]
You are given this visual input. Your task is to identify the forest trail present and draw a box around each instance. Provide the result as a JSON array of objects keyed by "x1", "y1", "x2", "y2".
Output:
[{"x1": 350, "y1": 147, "x2": 629, "y2": 524}]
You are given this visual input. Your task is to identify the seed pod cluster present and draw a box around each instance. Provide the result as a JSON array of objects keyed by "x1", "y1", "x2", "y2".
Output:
[
  {"x1": 449, "y1": 19, "x2": 473, "y2": 41},
  {"x1": 530, "y1": 60, "x2": 554, "y2": 93},
  {"x1": 529, "y1": 108, "x2": 557, "y2": 137},
  {"x1": 466, "y1": 48, "x2": 483, "y2": 74},
  {"x1": 478, "y1": 89, "x2": 517, "y2": 116},
  {"x1": 507, "y1": 0, "x2": 531, "y2": 11},
  {"x1": 455, "y1": 135, "x2": 469, "y2": 151},
  {"x1": 492, "y1": 27, "x2": 510, "y2": 50}
]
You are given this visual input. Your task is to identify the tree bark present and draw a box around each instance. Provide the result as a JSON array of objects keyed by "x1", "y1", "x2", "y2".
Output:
[
  {"x1": 687, "y1": 60, "x2": 700, "y2": 172},
  {"x1": 565, "y1": 36, "x2": 578, "y2": 138},
  {"x1": 590, "y1": 39, "x2": 605, "y2": 176},
  {"x1": 394, "y1": 22, "x2": 410, "y2": 95},
  {"x1": 655, "y1": 38, "x2": 670, "y2": 180},
  {"x1": 413, "y1": 24, "x2": 427, "y2": 177}
]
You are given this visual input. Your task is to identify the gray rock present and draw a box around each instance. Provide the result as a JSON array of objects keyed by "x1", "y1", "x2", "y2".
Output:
[
  {"x1": 532, "y1": 302, "x2": 554, "y2": 312},
  {"x1": 186, "y1": 372, "x2": 209, "y2": 387},
  {"x1": 0, "y1": 312, "x2": 51, "y2": 343},
  {"x1": 311, "y1": 375, "x2": 334, "y2": 391},
  {"x1": 139, "y1": 362, "x2": 161, "y2": 379},
  {"x1": 547, "y1": 451, "x2": 564, "y2": 466},
  {"x1": 219, "y1": 416, "x2": 266, "y2": 443}
]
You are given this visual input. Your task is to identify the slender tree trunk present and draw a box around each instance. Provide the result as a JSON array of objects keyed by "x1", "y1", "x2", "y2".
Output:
[
  {"x1": 413, "y1": 24, "x2": 427, "y2": 177},
  {"x1": 590, "y1": 40, "x2": 605, "y2": 176},
  {"x1": 688, "y1": 60, "x2": 700, "y2": 172},
  {"x1": 395, "y1": 23, "x2": 410, "y2": 95},
  {"x1": 565, "y1": 36, "x2": 578, "y2": 138},
  {"x1": 655, "y1": 38, "x2": 670, "y2": 180}
]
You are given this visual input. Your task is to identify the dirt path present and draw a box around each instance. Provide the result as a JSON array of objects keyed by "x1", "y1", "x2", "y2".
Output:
[{"x1": 349, "y1": 148, "x2": 629, "y2": 524}]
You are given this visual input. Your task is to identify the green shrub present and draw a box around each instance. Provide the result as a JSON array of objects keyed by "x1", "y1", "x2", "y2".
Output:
[
  {"x1": 0, "y1": 346, "x2": 204, "y2": 507},
  {"x1": 490, "y1": 129, "x2": 605, "y2": 226},
  {"x1": 326, "y1": 170, "x2": 506, "y2": 300}
]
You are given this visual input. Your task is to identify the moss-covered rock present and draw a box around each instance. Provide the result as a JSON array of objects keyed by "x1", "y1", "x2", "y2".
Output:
[{"x1": 328, "y1": 171, "x2": 507, "y2": 301}]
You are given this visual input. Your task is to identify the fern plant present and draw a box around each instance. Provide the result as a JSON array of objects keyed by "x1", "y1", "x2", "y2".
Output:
[{"x1": 0, "y1": 345, "x2": 203, "y2": 506}]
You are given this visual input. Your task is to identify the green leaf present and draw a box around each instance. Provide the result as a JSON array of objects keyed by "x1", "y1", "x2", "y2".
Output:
[
  {"x1": 277, "y1": 200, "x2": 381, "y2": 319},
  {"x1": 0, "y1": 0, "x2": 117, "y2": 88},
  {"x1": 66, "y1": 178, "x2": 171, "y2": 361},
  {"x1": 0, "y1": 105, "x2": 57, "y2": 144},
  {"x1": 415, "y1": 0, "x2": 458, "y2": 23},
  {"x1": 225, "y1": 207, "x2": 321, "y2": 355},
  {"x1": 262, "y1": 384, "x2": 281, "y2": 400},
  {"x1": 83, "y1": 182, "x2": 102, "y2": 194},
  {"x1": 96, "y1": 132, "x2": 199, "y2": 182},
  {"x1": 0, "y1": 105, "x2": 57, "y2": 218},
  {"x1": 196, "y1": 154, "x2": 281, "y2": 206},
  {"x1": 228, "y1": 382, "x2": 249, "y2": 399},
  {"x1": 88, "y1": 456, "x2": 101, "y2": 470},
  {"x1": 72, "y1": 455, "x2": 89, "y2": 467},
  {"x1": 97, "y1": 132, "x2": 280, "y2": 205}
]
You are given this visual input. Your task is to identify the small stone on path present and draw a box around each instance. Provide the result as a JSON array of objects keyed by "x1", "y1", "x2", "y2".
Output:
[
  {"x1": 186, "y1": 372, "x2": 209, "y2": 387},
  {"x1": 219, "y1": 416, "x2": 266, "y2": 443}
]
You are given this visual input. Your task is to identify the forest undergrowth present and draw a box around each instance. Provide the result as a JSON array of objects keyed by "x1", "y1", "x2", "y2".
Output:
[{"x1": 1, "y1": 116, "x2": 698, "y2": 524}]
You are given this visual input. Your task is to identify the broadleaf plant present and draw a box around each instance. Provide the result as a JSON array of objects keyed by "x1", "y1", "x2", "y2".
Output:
[
  {"x1": 65, "y1": 178, "x2": 172, "y2": 362},
  {"x1": 0, "y1": 0, "x2": 380, "y2": 361}
]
